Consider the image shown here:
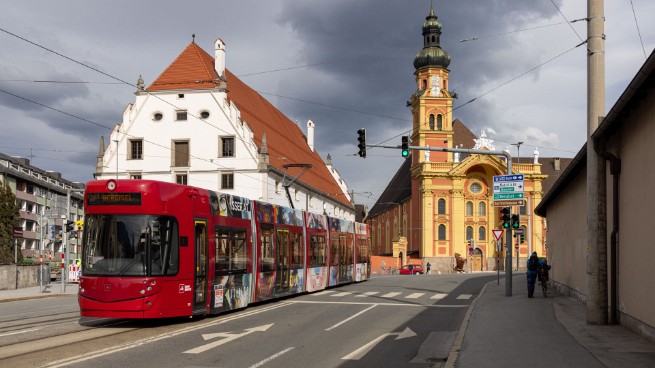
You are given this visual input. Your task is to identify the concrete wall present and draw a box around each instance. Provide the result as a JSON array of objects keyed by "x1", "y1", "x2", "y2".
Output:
[
  {"x1": 0, "y1": 265, "x2": 44, "y2": 290},
  {"x1": 609, "y1": 90, "x2": 655, "y2": 338},
  {"x1": 543, "y1": 166, "x2": 589, "y2": 301}
]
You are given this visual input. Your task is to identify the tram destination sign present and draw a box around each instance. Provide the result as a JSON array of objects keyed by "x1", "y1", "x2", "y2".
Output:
[{"x1": 87, "y1": 192, "x2": 142, "y2": 206}]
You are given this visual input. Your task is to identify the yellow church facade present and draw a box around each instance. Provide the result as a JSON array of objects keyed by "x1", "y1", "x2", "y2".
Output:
[{"x1": 366, "y1": 7, "x2": 561, "y2": 274}]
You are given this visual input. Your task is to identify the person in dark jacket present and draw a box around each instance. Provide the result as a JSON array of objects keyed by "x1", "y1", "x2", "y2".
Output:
[{"x1": 526, "y1": 252, "x2": 539, "y2": 298}]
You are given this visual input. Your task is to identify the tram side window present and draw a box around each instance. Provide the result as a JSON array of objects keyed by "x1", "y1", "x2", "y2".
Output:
[
  {"x1": 291, "y1": 233, "x2": 303, "y2": 269},
  {"x1": 260, "y1": 227, "x2": 275, "y2": 272},
  {"x1": 346, "y1": 236, "x2": 354, "y2": 265},
  {"x1": 310, "y1": 235, "x2": 326, "y2": 267},
  {"x1": 357, "y1": 240, "x2": 368, "y2": 263},
  {"x1": 331, "y1": 238, "x2": 340, "y2": 266},
  {"x1": 215, "y1": 228, "x2": 247, "y2": 273}
]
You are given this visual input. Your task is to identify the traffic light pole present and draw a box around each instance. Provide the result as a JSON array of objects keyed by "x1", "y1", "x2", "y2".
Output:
[{"x1": 373, "y1": 144, "x2": 515, "y2": 296}]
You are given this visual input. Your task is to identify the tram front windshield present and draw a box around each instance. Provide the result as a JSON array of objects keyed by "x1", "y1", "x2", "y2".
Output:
[{"x1": 82, "y1": 215, "x2": 179, "y2": 277}]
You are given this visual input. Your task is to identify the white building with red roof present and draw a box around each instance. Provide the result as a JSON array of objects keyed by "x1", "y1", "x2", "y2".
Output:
[{"x1": 95, "y1": 37, "x2": 354, "y2": 219}]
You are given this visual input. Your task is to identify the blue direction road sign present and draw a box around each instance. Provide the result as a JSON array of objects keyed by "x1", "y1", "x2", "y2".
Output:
[
  {"x1": 493, "y1": 174, "x2": 524, "y2": 183},
  {"x1": 493, "y1": 174, "x2": 524, "y2": 202}
]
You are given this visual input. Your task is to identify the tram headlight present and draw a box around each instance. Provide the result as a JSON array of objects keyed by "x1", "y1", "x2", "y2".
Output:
[
  {"x1": 147, "y1": 286, "x2": 152, "y2": 291},
  {"x1": 107, "y1": 180, "x2": 116, "y2": 191},
  {"x1": 140, "y1": 289, "x2": 145, "y2": 295}
]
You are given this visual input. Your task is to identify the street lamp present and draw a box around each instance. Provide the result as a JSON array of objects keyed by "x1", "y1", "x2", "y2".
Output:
[{"x1": 511, "y1": 141, "x2": 524, "y2": 164}]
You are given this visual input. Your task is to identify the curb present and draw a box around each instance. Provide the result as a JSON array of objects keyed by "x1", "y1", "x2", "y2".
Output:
[
  {"x1": 443, "y1": 280, "x2": 491, "y2": 368},
  {"x1": 0, "y1": 293, "x2": 76, "y2": 303}
]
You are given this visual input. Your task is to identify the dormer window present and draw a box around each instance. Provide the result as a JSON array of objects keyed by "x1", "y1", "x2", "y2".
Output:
[
  {"x1": 176, "y1": 110, "x2": 187, "y2": 121},
  {"x1": 178, "y1": 94, "x2": 185, "y2": 99}
]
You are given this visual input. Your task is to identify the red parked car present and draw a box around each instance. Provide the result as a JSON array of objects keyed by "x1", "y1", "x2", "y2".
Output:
[{"x1": 399, "y1": 264, "x2": 424, "y2": 275}]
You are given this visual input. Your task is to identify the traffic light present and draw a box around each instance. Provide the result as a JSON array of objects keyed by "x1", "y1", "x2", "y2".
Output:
[
  {"x1": 500, "y1": 207, "x2": 511, "y2": 229},
  {"x1": 401, "y1": 136, "x2": 409, "y2": 157},
  {"x1": 75, "y1": 219, "x2": 84, "y2": 232},
  {"x1": 511, "y1": 214, "x2": 520, "y2": 229},
  {"x1": 65, "y1": 221, "x2": 75, "y2": 233},
  {"x1": 519, "y1": 234, "x2": 525, "y2": 243},
  {"x1": 357, "y1": 128, "x2": 366, "y2": 158}
]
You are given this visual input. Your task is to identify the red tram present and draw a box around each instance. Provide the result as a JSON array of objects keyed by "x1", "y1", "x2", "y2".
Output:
[{"x1": 78, "y1": 179, "x2": 369, "y2": 319}]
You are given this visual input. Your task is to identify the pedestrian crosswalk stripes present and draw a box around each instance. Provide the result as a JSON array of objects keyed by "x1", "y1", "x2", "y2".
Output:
[
  {"x1": 311, "y1": 290, "x2": 473, "y2": 301},
  {"x1": 405, "y1": 293, "x2": 424, "y2": 299}
]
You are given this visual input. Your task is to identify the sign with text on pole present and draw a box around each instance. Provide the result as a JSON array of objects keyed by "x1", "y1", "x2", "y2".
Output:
[{"x1": 492, "y1": 174, "x2": 525, "y2": 207}]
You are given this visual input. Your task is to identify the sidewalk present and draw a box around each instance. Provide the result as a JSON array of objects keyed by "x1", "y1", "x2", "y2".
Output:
[
  {"x1": 0, "y1": 282, "x2": 78, "y2": 303},
  {"x1": 449, "y1": 274, "x2": 655, "y2": 368}
]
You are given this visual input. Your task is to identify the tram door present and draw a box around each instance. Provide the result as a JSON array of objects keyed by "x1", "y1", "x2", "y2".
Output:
[
  {"x1": 276, "y1": 229, "x2": 290, "y2": 293},
  {"x1": 339, "y1": 235, "x2": 347, "y2": 282},
  {"x1": 193, "y1": 220, "x2": 208, "y2": 314}
]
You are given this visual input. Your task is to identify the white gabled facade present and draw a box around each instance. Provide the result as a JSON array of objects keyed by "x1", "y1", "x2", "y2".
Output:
[{"x1": 95, "y1": 37, "x2": 355, "y2": 220}]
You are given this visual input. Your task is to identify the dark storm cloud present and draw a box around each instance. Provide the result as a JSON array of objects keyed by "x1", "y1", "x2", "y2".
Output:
[{"x1": 272, "y1": 0, "x2": 564, "y2": 150}]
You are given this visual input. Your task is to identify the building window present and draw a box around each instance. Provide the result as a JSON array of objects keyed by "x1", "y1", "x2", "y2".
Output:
[
  {"x1": 153, "y1": 112, "x2": 163, "y2": 121},
  {"x1": 519, "y1": 204, "x2": 527, "y2": 216},
  {"x1": 130, "y1": 174, "x2": 142, "y2": 180},
  {"x1": 176, "y1": 174, "x2": 187, "y2": 185},
  {"x1": 465, "y1": 201, "x2": 473, "y2": 216},
  {"x1": 429, "y1": 114, "x2": 435, "y2": 130},
  {"x1": 178, "y1": 94, "x2": 185, "y2": 99},
  {"x1": 219, "y1": 137, "x2": 235, "y2": 157},
  {"x1": 176, "y1": 110, "x2": 188, "y2": 121},
  {"x1": 172, "y1": 141, "x2": 189, "y2": 167},
  {"x1": 478, "y1": 201, "x2": 486, "y2": 216},
  {"x1": 466, "y1": 226, "x2": 473, "y2": 241},
  {"x1": 437, "y1": 198, "x2": 446, "y2": 214},
  {"x1": 438, "y1": 224, "x2": 446, "y2": 240},
  {"x1": 470, "y1": 182, "x2": 482, "y2": 194},
  {"x1": 275, "y1": 181, "x2": 280, "y2": 194},
  {"x1": 129, "y1": 139, "x2": 143, "y2": 160},
  {"x1": 478, "y1": 226, "x2": 486, "y2": 241},
  {"x1": 200, "y1": 110, "x2": 210, "y2": 119},
  {"x1": 221, "y1": 173, "x2": 234, "y2": 189},
  {"x1": 437, "y1": 114, "x2": 443, "y2": 130}
]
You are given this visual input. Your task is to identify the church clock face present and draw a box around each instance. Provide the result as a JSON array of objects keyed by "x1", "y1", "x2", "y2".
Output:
[{"x1": 431, "y1": 76, "x2": 441, "y2": 96}]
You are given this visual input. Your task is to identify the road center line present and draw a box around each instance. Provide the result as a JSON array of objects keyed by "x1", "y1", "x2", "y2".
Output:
[
  {"x1": 325, "y1": 304, "x2": 378, "y2": 331},
  {"x1": 0, "y1": 328, "x2": 40, "y2": 337},
  {"x1": 249, "y1": 347, "x2": 295, "y2": 368}
]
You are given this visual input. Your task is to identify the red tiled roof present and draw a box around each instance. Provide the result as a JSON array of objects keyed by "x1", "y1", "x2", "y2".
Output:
[{"x1": 147, "y1": 42, "x2": 352, "y2": 208}]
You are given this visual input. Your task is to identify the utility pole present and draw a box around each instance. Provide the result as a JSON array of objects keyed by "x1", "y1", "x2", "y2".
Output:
[{"x1": 587, "y1": 0, "x2": 607, "y2": 324}]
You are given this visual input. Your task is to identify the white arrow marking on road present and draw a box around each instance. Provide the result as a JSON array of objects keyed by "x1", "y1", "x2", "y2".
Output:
[
  {"x1": 341, "y1": 327, "x2": 417, "y2": 360},
  {"x1": 184, "y1": 323, "x2": 274, "y2": 354}
]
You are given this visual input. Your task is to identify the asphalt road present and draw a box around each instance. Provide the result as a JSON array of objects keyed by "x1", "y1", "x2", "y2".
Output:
[{"x1": 0, "y1": 273, "x2": 496, "y2": 368}]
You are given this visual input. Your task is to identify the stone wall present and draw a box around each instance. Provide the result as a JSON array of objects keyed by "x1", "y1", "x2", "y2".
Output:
[{"x1": 0, "y1": 265, "x2": 45, "y2": 290}]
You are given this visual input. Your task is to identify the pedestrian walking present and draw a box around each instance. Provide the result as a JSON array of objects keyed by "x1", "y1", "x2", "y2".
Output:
[
  {"x1": 426, "y1": 262, "x2": 431, "y2": 275},
  {"x1": 526, "y1": 251, "x2": 539, "y2": 298}
]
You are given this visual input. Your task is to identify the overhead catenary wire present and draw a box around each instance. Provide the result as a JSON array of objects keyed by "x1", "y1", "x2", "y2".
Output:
[
  {"x1": 0, "y1": 27, "x2": 354, "y2": 205},
  {"x1": 2, "y1": 24, "x2": 582, "y2": 165}
]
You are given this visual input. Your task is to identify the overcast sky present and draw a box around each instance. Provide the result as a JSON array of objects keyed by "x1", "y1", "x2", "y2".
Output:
[{"x1": 1, "y1": 0, "x2": 653, "y2": 209}]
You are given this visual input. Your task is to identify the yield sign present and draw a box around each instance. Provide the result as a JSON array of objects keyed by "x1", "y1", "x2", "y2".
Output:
[{"x1": 492, "y1": 229, "x2": 504, "y2": 241}]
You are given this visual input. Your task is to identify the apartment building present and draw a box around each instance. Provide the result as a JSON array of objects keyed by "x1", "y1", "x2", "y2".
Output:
[{"x1": 0, "y1": 153, "x2": 84, "y2": 262}]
